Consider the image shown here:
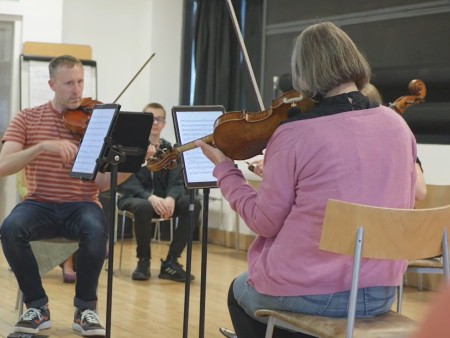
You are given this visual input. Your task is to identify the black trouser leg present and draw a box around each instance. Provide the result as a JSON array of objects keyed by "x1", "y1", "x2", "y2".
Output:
[
  {"x1": 167, "y1": 195, "x2": 201, "y2": 259},
  {"x1": 119, "y1": 198, "x2": 155, "y2": 260}
]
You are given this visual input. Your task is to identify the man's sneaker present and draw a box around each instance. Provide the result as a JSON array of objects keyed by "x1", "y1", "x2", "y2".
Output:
[
  {"x1": 14, "y1": 305, "x2": 51, "y2": 334},
  {"x1": 72, "y1": 309, "x2": 106, "y2": 337},
  {"x1": 132, "y1": 258, "x2": 150, "y2": 280},
  {"x1": 159, "y1": 257, "x2": 195, "y2": 282},
  {"x1": 219, "y1": 327, "x2": 238, "y2": 338}
]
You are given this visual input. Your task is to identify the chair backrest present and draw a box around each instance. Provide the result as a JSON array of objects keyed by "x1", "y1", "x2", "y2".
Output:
[
  {"x1": 320, "y1": 199, "x2": 450, "y2": 261},
  {"x1": 319, "y1": 199, "x2": 450, "y2": 338},
  {"x1": 414, "y1": 184, "x2": 450, "y2": 209}
]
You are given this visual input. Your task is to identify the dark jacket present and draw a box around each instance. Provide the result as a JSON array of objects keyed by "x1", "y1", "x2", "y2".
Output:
[{"x1": 117, "y1": 138, "x2": 186, "y2": 202}]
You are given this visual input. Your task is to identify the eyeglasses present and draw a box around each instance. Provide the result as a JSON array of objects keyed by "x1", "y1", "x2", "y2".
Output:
[{"x1": 154, "y1": 117, "x2": 166, "y2": 124}]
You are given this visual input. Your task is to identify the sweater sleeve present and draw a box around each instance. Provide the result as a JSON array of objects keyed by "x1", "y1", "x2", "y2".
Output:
[
  {"x1": 118, "y1": 173, "x2": 152, "y2": 200},
  {"x1": 165, "y1": 164, "x2": 186, "y2": 199}
]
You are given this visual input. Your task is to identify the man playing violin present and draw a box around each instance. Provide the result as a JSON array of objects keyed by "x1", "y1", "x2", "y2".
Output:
[{"x1": 0, "y1": 55, "x2": 134, "y2": 336}]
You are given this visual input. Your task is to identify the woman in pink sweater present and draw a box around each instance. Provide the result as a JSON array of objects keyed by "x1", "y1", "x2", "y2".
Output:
[{"x1": 198, "y1": 22, "x2": 416, "y2": 338}]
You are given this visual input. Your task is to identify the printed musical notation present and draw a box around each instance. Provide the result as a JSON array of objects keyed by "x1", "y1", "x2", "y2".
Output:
[
  {"x1": 71, "y1": 108, "x2": 116, "y2": 176},
  {"x1": 174, "y1": 109, "x2": 223, "y2": 185}
]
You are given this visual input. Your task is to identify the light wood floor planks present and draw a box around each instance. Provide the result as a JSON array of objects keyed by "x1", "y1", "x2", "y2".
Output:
[{"x1": 0, "y1": 239, "x2": 437, "y2": 337}]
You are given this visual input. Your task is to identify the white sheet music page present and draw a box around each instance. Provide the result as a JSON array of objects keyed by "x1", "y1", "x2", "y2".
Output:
[
  {"x1": 174, "y1": 108, "x2": 223, "y2": 186},
  {"x1": 71, "y1": 107, "x2": 117, "y2": 178}
]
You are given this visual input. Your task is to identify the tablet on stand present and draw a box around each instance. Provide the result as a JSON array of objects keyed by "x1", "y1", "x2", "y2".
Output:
[{"x1": 172, "y1": 105, "x2": 225, "y2": 338}]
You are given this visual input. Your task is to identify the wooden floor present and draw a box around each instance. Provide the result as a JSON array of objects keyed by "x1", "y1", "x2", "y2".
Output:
[{"x1": 0, "y1": 239, "x2": 438, "y2": 338}]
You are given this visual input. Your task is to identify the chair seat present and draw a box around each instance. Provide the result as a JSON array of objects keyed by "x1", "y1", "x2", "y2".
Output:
[
  {"x1": 30, "y1": 237, "x2": 78, "y2": 275},
  {"x1": 255, "y1": 309, "x2": 417, "y2": 338},
  {"x1": 408, "y1": 257, "x2": 442, "y2": 268}
]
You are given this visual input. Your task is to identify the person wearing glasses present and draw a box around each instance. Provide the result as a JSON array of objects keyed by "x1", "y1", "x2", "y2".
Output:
[{"x1": 116, "y1": 102, "x2": 202, "y2": 282}]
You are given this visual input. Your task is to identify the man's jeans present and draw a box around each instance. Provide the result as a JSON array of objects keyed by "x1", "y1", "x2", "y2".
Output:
[{"x1": 0, "y1": 200, "x2": 108, "y2": 310}]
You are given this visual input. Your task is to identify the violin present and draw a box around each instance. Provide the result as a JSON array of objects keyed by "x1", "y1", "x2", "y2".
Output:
[
  {"x1": 62, "y1": 53, "x2": 156, "y2": 139},
  {"x1": 389, "y1": 79, "x2": 426, "y2": 115},
  {"x1": 147, "y1": 90, "x2": 315, "y2": 171},
  {"x1": 63, "y1": 97, "x2": 102, "y2": 139}
]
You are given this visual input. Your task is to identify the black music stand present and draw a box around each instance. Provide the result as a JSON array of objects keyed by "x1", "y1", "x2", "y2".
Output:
[
  {"x1": 172, "y1": 105, "x2": 224, "y2": 338},
  {"x1": 71, "y1": 105, "x2": 153, "y2": 338}
]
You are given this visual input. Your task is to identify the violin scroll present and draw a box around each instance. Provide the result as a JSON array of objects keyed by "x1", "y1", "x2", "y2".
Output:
[
  {"x1": 147, "y1": 148, "x2": 179, "y2": 171},
  {"x1": 389, "y1": 79, "x2": 426, "y2": 115},
  {"x1": 147, "y1": 135, "x2": 214, "y2": 171},
  {"x1": 408, "y1": 79, "x2": 427, "y2": 97}
]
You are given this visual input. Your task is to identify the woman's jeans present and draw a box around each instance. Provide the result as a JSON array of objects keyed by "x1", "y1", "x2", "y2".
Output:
[
  {"x1": 0, "y1": 200, "x2": 108, "y2": 310},
  {"x1": 233, "y1": 271, "x2": 396, "y2": 321}
]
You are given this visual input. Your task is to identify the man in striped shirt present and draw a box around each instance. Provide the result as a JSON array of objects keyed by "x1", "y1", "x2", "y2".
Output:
[{"x1": 0, "y1": 55, "x2": 131, "y2": 337}]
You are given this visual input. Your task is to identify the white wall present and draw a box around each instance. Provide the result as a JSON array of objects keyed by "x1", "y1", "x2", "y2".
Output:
[
  {"x1": 417, "y1": 144, "x2": 450, "y2": 185},
  {"x1": 0, "y1": 0, "x2": 62, "y2": 42},
  {"x1": 61, "y1": 0, "x2": 182, "y2": 142}
]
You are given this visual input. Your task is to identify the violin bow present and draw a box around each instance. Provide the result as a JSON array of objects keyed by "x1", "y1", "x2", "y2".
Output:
[
  {"x1": 112, "y1": 52, "x2": 156, "y2": 104},
  {"x1": 225, "y1": 0, "x2": 265, "y2": 111}
]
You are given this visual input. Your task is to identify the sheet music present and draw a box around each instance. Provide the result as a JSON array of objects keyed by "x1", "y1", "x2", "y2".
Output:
[
  {"x1": 71, "y1": 107, "x2": 116, "y2": 176},
  {"x1": 175, "y1": 109, "x2": 223, "y2": 185}
]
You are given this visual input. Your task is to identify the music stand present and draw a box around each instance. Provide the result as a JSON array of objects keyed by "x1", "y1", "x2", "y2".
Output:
[
  {"x1": 172, "y1": 105, "x2": 225, "y2": 338},
  {"x1": 71, "y1": 105, "x2": 153, "y2": 338}
]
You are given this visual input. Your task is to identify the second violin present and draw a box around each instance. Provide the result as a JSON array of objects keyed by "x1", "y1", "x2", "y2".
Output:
[
  {"x1": 389, "y1": 79, "x2": 426, "y2": 115},
  {"x1": 148, "y1": 91, "x2": 315, "y2": 171}
]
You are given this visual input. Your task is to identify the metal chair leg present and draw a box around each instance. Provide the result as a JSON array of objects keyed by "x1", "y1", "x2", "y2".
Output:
[{"x1": 118, "y1": 212, "x2": 126, "y2": 274}]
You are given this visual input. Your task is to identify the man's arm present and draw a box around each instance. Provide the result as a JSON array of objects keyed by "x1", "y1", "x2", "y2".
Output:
[
  {"x1": 0, "y1": 140, "x2": 77, "y2": 177},
  {"x1": 165, "y1": 163, "x2": 186, "y2": 199},
  {"x1": 116, "y1": 171, "x2": 151, "y2": 200},
  {"x1": 96, "y1": 172, "x2": 133, "y2": 192}
]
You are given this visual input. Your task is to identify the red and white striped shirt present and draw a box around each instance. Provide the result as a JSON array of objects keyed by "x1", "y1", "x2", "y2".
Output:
[{"x1": 2, "y1": 101, "x2": 100, "y2": 204}]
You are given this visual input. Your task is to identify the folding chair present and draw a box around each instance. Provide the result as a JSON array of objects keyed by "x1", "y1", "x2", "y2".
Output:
[
  {"x1": 255, "y1": 199, "x2": 450, "y2": 338},
  {"x1": 405, "y1": 184, "x2": 450, "y2": 290}
]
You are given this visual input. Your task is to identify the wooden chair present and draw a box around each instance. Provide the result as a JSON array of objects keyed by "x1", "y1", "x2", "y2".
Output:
[
  {"x1": 255, "y1": 199, "x2": 450, "y2": 338},
  {"x1": 116, "y1": 209, "x2": 173, "y2": 275},
  {"x1": 405, "y1": 184, "x2": 450, "y2": 290}
]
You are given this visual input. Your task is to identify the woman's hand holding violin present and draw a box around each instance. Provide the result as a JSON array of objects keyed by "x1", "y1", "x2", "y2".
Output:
[
  {"x1": 195, "y1": 139, "x2": 231, "y2": 165},
  {"x1": 247, "y1": 158, "x2": 264, "y2": 177},
  {"x1": 145, "y1": 143, "x2": 158, "y2": 162}
]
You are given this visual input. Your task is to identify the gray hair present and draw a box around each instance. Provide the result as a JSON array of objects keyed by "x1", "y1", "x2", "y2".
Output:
[{"x1": 291, "y1": 22, "x2": 371, "y2": 99}]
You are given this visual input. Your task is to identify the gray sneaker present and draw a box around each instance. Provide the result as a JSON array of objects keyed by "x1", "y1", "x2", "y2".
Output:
[
  {"x1": 219, "y1": 327, "x2": 237, "y2": 338},
  {"x1": 14, "y1": 305, "x2": 51, "y2": 334},
  {"x1": 72, "y1": 309, "x2": 105, "y2": 336}
]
